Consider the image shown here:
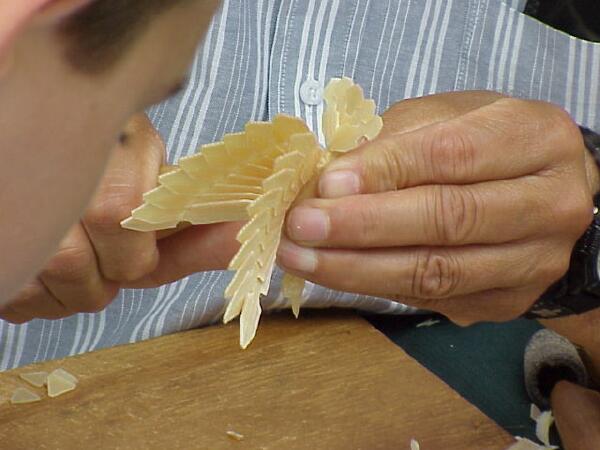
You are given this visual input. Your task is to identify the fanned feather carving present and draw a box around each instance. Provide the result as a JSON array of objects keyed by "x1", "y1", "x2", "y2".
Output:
[
  {"x1": 122, "y1": 116, "x2": 310, "y2": 231},
  {"x1": 323, "y1": 77, "x2": 384, "y2": 152},
  {"x1": 224, "y1": 133, "x2": 321, "y2": 347},
  {"x1": 122, "y1": 78, "x2": 383, "y2": 348},
  {"x1": 279, "y1": 78, "x2": 384, "y2": 317}
]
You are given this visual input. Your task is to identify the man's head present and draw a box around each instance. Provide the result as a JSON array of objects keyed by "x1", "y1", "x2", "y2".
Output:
[{"x1": 0, "y1": 0, "x2": 220, "y2": 301}]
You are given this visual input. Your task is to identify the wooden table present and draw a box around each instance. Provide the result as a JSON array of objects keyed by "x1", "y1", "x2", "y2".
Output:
[{"x1": 0, "y1": 312, "x2": 515, "y2": 449}]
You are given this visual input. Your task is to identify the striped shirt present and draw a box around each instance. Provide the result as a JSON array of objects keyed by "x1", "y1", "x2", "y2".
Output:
[{"x1": 2, "y1": 0, "x2": 599, "y2": 369}]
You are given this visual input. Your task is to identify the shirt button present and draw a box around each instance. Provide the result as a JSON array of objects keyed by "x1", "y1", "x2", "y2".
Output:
[{"x1": 300, "y1": 79, "x2": 324, "y2": 106}]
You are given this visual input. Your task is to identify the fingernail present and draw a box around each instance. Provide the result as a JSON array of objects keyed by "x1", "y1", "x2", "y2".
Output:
[
  {"x1": 277, "y1": 239, "x2": 318, "y2": 273},
  {"x1": 319, "y1": 170, "x2": 361, "y2": 198},
  {"x1": 287, "y1": 207, "x2": 329, "y2": 242}
]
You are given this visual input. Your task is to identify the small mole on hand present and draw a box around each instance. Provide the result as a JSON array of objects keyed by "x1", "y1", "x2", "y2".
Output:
[{"x1": 119, "y1": 132, "x2": 129, "y2": 145}]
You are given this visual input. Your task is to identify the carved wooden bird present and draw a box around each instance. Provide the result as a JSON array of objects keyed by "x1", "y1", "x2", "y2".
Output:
[{"x1": 122, "y1": 78, "x2": 383, "y2": 348}]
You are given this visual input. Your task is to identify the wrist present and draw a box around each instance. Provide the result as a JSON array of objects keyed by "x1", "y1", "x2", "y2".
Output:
[
  {"x1": 525, "y1": 191, "x2": 600, "y2": 320},
  {"x1": 584, "y1": 148, "x2": 600, "y2": 194},
  {"x1": 582, "y1": 126, "x2": 600, "y2": 194},
  {"x1": 525, "y1": 127, "x2": 600, "y2": 320}
]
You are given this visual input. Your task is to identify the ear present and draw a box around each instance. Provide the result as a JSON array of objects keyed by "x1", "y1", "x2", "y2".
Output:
[{"x1": 0, "y1": 0, "x2": 92, "y2": 77}]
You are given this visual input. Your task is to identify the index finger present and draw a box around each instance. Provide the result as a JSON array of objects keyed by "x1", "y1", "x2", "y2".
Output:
[
  {"x1": 83, "y1": 113, "x2": 164, "y2": 282},
  {"x1": 321, "y1": 98, "x2": 580, "y2": 196}
]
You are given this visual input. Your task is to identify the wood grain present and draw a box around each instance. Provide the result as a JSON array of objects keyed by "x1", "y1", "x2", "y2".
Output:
[{"x1": 0, "y1": 312, "x2": 514, "y2": 449}]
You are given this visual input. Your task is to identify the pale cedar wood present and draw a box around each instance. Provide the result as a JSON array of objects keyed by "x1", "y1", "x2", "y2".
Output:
[{"x1": 122, "y1": 78, "x2": 384, "y2": 348}]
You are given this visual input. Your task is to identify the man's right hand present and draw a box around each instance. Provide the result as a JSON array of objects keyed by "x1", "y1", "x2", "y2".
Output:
[{"x1": 0, "y1": 113, "x2": 241, "y2": 324}]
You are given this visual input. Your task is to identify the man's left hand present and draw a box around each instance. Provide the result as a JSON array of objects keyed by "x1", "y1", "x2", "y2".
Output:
[
  {"x1": 278, "y1": 91, "x2": 598, "y2": 325},
  {"x1": 552, "y1": 380, "x2": 600, "y2": 450}
]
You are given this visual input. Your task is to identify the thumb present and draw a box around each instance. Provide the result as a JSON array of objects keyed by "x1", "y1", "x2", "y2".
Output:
[{"x1": 318, "y1": 91, "x2": 507, "y2": 199}]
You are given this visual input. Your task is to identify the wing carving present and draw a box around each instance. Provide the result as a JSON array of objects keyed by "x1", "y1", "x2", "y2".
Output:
[{"x1": 122, "y1": 78, "x2": 383, "y2": 348}]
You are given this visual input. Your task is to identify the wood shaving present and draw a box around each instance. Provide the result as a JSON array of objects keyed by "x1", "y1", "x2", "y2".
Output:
[
  {"x1": 122, "y1": 78, "x2": 383, "y2": 348},
  {"x1": 226, "y1": 430, "x2": 245, "y2": 441},
  {"x1": 416, "y1": 319, "x2": 441, "y2": 328},
  {"x1": 19, "y1": 371, "x2": 48, "y2": 388},
  {"x1": 282, "y1": 273, "x2": 306, "y2": 318},
  {"x1": 10, "y1": 387, "x2": 41, "y2": 404},
  {"x1": 51, "y1": 368, "x2": 78, "y2": 385},
  {"x1": 47, "y1": 369, "x2": 77, "y2": 398},
  {"x1": 505, "y1": 437, "x2": 558, "y2": 450},
  {"x1": 529, "y1": 403, "x2": 541, "y2": 421},
  {"x1": 527, "y1": 404, "x2": 557, "y2": 449},
  {"x1": 534, "y1": 411, "x2": 555, "y2": 448}
]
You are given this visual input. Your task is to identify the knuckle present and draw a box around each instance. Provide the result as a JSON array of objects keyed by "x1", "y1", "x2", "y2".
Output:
[
  {"x1": 570, "y1": 195, "x2": 594, "y2": 234},
  {"x1": 352, "y1": 199, "x2": 384, "y2": 246},
  {"x1": 529, "y1": 249, "x2": 571, "y2": 287},
  {"x1": 551, "y1": 189, "x2": 593, "y2": 235},
  {"x1": 489, "y1": 99, "x2": 580, "y2": 160},
  {"x1": 537, "y1": 263, "x2": 568, "y2": 289},
  {"x1": 0, "y1": 314, "x2": 29, "y2": 325},
  {"x1": 554, "y1": 249, "x2": 574, "y2": 279},
  {"x1": 422, "y1": 122, "x2": 476, "y2": 181},
  {"x1": 79, "y1": 297, "x2": 111, "y2": 314},
  {"x1": 43, "y1": 245, "x2": 94, "y2": 283},
  {"x1": 364, "y1": 138, "x2": 408, "y2": 190},
  {"x1": 412, "y1": 250, "x2": 462, "y2": 298},
  {"x1": 104, "y1": 250, "x2": 158, "y2": 283},
  {"x1": 526, "y1": 101, "x2": 581, "y2": 160},
  {"x1": 78, "y1": 287, "x2": 118, "y2": 314},
  {"x1": 491, "y1": 98, "x2": 536, "y2": 123},
  {"x1": 485, "y1": 98, "x2": 539, "y2": 147},
  {"x1": 431, "y1": 186, "x2": 481, "y2": 244},
  {"x1": 85, "y1": 191, "x2": 140, "y2": 233},
  {"x1": 545, "y1": 104, "x2": 581, "y2": 150},
  {"x1": 14, "y1": 281, "x2": 44, "y2": 302},
  {"x1": 493, "y1": 97, "x2": 530, "y2": 113}
]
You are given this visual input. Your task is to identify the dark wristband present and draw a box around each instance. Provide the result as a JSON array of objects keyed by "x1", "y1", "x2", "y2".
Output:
[
  {"x1": 525, "y1": 127, "x2": 600, "y2": 319},
  {"x1": 581, "y1": 126, "x2": 600, "y2": 167}
]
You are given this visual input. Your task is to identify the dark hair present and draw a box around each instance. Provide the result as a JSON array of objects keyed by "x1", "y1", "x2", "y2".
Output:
[{"x1": 60, "y1": 0, "x2": 187, "y2": 74}]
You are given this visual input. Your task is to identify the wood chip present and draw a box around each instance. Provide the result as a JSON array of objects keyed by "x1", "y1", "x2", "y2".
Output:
[
  {"x1": 416, "y1": 319, "x2": 441, "y2": 328},
  {"x1": 52, "y1": 368, "x2": 78, "y2": 385},
  {"x1": 534, "y1": 411, "x2": 555, "y2": 448},
  {"x1": 282, "y1": 273, "x2": 305, "y2": 318},
  {"x1": 19, "y1": 371, "x2": 48, "y2": 388},
  {"x1": 10, "y1": 388, "x2": 41, "y2": 404},
  {"x1": 505, "y1": 437, "x2": 557, "y2": 450},
  {"x1": 226, "y1": 430, "x2": 245, "y2": 441},
  {"x1": 47, "y1": 370, "x2": 77, "y2": 398},
  {"x1": 529, "y1": 403, "x2": 541, "y2": 421},
  {"x1": 410, "y1": 438, "x2": 420, "y2": 450}
]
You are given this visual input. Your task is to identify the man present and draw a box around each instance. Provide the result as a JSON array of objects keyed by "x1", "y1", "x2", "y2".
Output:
[
  {"x1": 0, "y1": 0, "x2": 221, "y2": 307},
  {"x1": 1, "y1": 0, "x2": 599, "y2": 446},
  {"x1": 3, "y1": 0, "x2": 597, "y2": 356}
]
